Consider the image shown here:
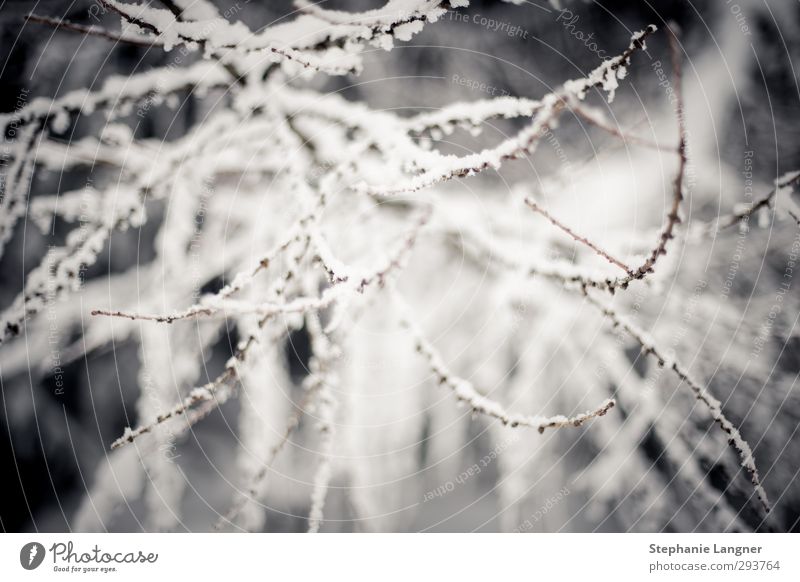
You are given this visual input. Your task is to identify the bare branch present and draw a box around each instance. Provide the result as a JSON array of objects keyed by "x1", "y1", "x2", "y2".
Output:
[
  {"x1": 524, "y1": 198, "x2": 633, "y2": 275},
  {"x1": 571, "y1": 103, "x2": 677, "y2": 152},
  {"x1": 25, "y1": 13, "x2": 161, "y2": 47}
]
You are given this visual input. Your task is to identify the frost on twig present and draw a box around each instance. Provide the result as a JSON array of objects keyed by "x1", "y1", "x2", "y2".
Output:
[
  {"x1": 583, "y1": 291, "x2": 771, "y2": 517},
  {"x1": 357, "y1": 25, "x2": 657, "y2": 197},
  {"x1": 694, "y1": 171, "x2": 800, "y2": 236},
  {"x1": 304, "y1": 311, "x2": 341, "y2": 533},
  {"x1": 396, "y1": 292, "x2": 615, "y2": 432}
]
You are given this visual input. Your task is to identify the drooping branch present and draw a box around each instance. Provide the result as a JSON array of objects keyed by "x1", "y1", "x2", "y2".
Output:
[
  {"x1": 109, "y1": 235, "x2": 313, "y2": 449},
  {"x1": 396, "y1": 292, "x2": 615, "y2": 432},
  {"x1": 583, "y1": 290, "x2": 771, "y2": 517}
]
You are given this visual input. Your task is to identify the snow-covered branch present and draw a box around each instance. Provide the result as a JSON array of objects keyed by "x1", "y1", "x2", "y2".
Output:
[
  {"x1": 396, "y1": 292, "x2": 615, "y2": 432},
  {"x1": 583, "y1": 290, "x2": 771, "y2": 517},
  {"x1": 357, "y1": 25, "x2": 657, "y2": 196}
]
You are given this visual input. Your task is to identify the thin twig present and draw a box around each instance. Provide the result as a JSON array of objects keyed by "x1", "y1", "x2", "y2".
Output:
[
  {"x1": 524, "y1": 198, "x2": 633, "y2": 275},
  {"x1": 568, "y1": 24, "x2": 686, "y2": 292},
  {"x1": 715, "y1": 172, "x2": 800, "y2": 232},
  {"x1": 396, "y1": 291, "x2": 615, "y2": 432},
  {"x1": 583, "y1": 289, "x2": 771, "y2": 517},
  {"x1": 215, "y1": 386, "x2": 317, "y2": 530},
  {"x1": 572, "y1": 103, "x2": 676, "y2": 152},
  {"x1": 96, "y1": 0, "x2": 358, "y2": 75},
  {"x1": 600, "y1": 25, "x2": 686, "y2": 290},
  {"x1": 25, "y1": 13, "x2": 162, "y2": 47},
  {"x1": 110, "y1": 236, "x2": 313, "y2": 449},
  {"x1": 359, "y1": 25, "x2": 658, "y2": 197}
]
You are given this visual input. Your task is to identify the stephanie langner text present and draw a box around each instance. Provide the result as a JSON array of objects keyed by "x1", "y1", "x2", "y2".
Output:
[{"x1": 649, "y1": 543, "x2": 763, "y2": 557}]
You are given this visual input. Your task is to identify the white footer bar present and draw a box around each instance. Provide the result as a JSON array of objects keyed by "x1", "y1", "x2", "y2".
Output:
[{"x1": 1, "y1": 533, "x2": 796, "y2": 581}]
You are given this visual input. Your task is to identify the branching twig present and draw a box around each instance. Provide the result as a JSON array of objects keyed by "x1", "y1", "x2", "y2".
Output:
[
  {"x1": 93, "y1": 210, "x2": 430, "y2": 323},
  {"x1": 583, "y1": 290, "x2": 771, "y2": 517},
  {"x1": 25, "y1": 13, "x2": 162, "y2": 47},
  {"x1": 396, "y1": 292, "x2": 615, "y2": 432},
  {"x1": 618, "y1": 25, "x2": 687, "y2": 285},
  {"x1": 710, "y1": 172, "x2": 800, "y2": 233},
  {"x1": 358, "y1": 25, "x2": 658, "y2": 197},
  {"x1": 215, "y1": 385, "x2": 317, "y2": 530},
  {"x1": 524, "y1": 198, "x2": 633, "y2": 275}
]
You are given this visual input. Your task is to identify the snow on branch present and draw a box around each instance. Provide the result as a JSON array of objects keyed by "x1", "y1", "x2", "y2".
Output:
[
  {"x1": 25, "y1": 13, "x2": 162, "y2": 46},
  {"x1": 444, "y1": 219, "x2": 629, "y2": 291},
  {"x1": 92, "y1": 209, "x2": 430, "y2": 324},
  {"x1": 357, "y1": 25, "x2": 657, "y2": 196},
  {"x1": 523, "y1": 27, "x2": 684, "y2": 292},
  {"x1": 106, "y1": 208, "x2": 428, "y2": 448},
  {"x1": 296, "y1": 0, "x2": 454, "y2": 28},
  {"x1": 76, "y1": 0, "x2": 458, "y2": 76},
  {"x1": 293, "y1": 0, "x2": 463, "y2": 51},
  {"x1": 697, "y1": 171, "x2": 800, "y2": 235},
  {"x1": 583, "y1": 290, "x2": 771, "y2": 517},
  {"x1": 405, "y1": 95, "x2": 543, "y2": 135},
  {"x1": 0, "y1": 60, "x2": 230, "y2": 138},
  {"x1": 1, "y1": 113, "x2": 226, "y2": 342},
  {"x1": 108, "y1": 232, "x2": 313, "y2": 449},
  {"x1": 0, "y1": 124, "x2": 39, "y2": 257},
  {"x1": 98, "y1": 0, "x2": 362, "y2": 75},
  {"x1": 304, "y1": 309, "x2": 341, "y2": 533},
  {"x1": 396, "y1": 292, "x2": 615, "y2": 432}
]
